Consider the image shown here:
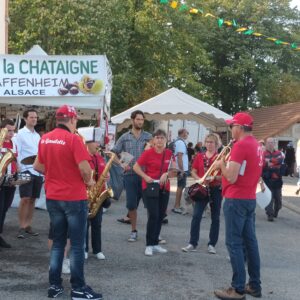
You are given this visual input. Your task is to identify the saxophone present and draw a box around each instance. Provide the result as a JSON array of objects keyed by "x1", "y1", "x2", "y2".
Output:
[
  {"x1": 87, "y1": 151, "x2": 116, "y2": 218},
  {"x1": 0, "y1": 128, "x2": 16, "y2": 184}
]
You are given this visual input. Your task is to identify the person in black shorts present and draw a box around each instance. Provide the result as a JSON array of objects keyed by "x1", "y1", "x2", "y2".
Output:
[{"x1": 15, "y1": 109, "x2": 43, "y2": 238}]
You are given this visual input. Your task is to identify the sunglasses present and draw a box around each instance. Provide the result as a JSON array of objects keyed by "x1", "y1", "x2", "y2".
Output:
[{"x1": 229, "y1": 124, "x2": 240, "y2": 129}]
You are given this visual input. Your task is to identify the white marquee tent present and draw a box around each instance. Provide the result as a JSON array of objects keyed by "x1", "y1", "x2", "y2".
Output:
[{"x1": 111, "y1": 88, "x2": 231, "y2": 131}]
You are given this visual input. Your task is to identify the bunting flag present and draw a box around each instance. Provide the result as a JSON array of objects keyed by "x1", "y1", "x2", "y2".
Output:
[{"x1": 159, "y1": 0, "x2": 300, "y2": 51}]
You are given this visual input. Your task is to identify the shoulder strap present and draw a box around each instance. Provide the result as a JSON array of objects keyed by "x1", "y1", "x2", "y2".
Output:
[{"x1": 159, "y1": 150, "x2": 166, "y2": 177}]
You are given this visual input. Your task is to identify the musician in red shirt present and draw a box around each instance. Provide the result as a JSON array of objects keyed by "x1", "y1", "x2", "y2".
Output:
[
  {"x1": 34, "y1": 105, "x2": 102, "y2": 300},
  {"x1": 0, "y1": 119, "x2": 18, "y2": 249},
  {"x1": 214, "y1": 112, "x2": 263, "y2": 300},
  {"x1": 83, "y1": 134, "x2": 110, "y2": 261},
  {"x1": 182, "y1": 133, "x2": 222, "y2": 254}
]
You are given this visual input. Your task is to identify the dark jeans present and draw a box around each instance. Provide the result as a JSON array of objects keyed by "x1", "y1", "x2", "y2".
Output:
[
  {"x1": 143, "y1": 190, "x2": 169, "y2": 246},
  {"x1": 0, "y1": 186, "x2": 16, "y2": 234},
  {"x1": 189, "y1": 186, "x2": 222, "y2": 247},
  {"x1": 46, "y1": 199, "x2": 88, "y2": 289},
  {"x1": 85, "y1": 207, "x2": 103, "y2": 254},
  {"x1": 223, "y1": 199, "x2": 261, "y2": 294},
  {"x1": 124, "y1": 174, "x2": 142, "y2": 211},
  {"x1": 265, "y1": 187, "x2": 282, "y2": 217}
]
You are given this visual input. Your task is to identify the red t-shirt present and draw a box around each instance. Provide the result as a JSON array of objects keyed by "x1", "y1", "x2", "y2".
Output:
[
  {"x1": 137, "y1": 148, "x2": 173, "y2": 191},
  {"x1": 89, "y1": 152, "x2": 106, "y2": 193},
  {"x1": 192, "y1": 152, "x2": 221, "y2": 187},
  {"x1": 38, "y1": 128, "x2": 91, "y2": 201},
  {"x1": 2, "y1": 140, "x2": 18, "y2": 174},
  {"x1": 222, "y1": 136, "x2": 263, "y2": 200}
]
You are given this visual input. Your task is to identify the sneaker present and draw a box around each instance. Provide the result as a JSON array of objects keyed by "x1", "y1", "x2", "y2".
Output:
[
  {"x1": 62, "y1": 258, "x2": 70, "y2": 274},
  {"x1": 95, "y1": 252, "x2": 105, "y2": 260},
  {"x1": 161, "y1": 217, "x2": 168, "y2": 225},
  {"x1": 71, "y1": 285, "x2": 102, "y2": 300},
  {"x1": 245, "y1": 283, "x2": 262, "y2": 298},
  {"x1": 48, "y1": 285, "x2": 64, "y2": 298},
  {"x1": 0, "y1": 236, "x2": 12, "y2": 248},
  {"x1": 84, "y1": 252, "x2": 88, "y2": 259},
  {"x1": 128, "y1": 230, "x2": 138, "y2": 242},
  {"x1": 208, "y1": 244, "x2": 217, "y2": 254},
  {"x1": 25, "y1": 226, "x2": 39, "y2": 236},
  {"x1": 214, "y1": 287, "x2": 245, "y2": 300},
  {"x1": 267, "y1": 215, "x2": 274, "y2": 222},
  {"x1": 182, "y1": 244, "x2": 197, "y2": 252},
  {"x1": 17, "y1": 228, "x2": 27, "y2": 239},
  {"x1": 145, "y1": 246, "x2": 153, "y2": 256},
  {"x1": 172, "y1": 208, "x2": 182, "y2": 214},
  {"x1": 153, "y1": 245, "x2": 168, "y2": 253},
  {"x1": 158, "y1": 236, "x2": 167, "y2": 245}
]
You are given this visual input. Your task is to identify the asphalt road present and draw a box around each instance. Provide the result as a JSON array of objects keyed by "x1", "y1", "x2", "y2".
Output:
[{"x1": 1, "y1": 177, "x2": 300, "y2": 300}]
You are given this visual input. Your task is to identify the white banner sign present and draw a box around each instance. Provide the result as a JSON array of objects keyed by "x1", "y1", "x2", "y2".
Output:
[{"x1": 0, "y1": 55, "x2": 109, "y2": 97}]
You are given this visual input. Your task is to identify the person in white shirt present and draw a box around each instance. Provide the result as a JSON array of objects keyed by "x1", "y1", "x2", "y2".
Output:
[
  {"x1": 14, "y1": 109, "x2": 43, "y2": 238},
  {"x1": 172, "y1": 128, "x2": 189, "y2": 214}
]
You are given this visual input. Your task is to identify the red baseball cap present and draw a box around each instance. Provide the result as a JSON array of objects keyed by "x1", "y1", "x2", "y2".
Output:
[
  {"x1": 55, "y1": 105, "x2": 78, "y2": 119},
  {"x1": 225, "y1": 112, "x2": 253, "y2": 128}
]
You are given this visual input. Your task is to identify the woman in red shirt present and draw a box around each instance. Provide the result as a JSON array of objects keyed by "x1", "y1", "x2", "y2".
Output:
[
  {"x1": 182, "y1": 133, "x2": 222, "y2": 254},
  {"x1": 133, "y1": 129, "x2": 175, "y2": 256}
]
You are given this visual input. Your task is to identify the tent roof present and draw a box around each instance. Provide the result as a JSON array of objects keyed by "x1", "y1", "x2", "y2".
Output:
[{"x1": 111, "y1": 88, "x2": 231, "y2": 131}]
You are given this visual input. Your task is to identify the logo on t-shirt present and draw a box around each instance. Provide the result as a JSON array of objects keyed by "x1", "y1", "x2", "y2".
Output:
[{"x1": 41, "y1": 138, "x2": 66, "y2": 145}]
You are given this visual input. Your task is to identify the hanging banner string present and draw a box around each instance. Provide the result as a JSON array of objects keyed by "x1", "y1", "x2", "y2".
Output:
[{"x1": 159, "y1": 0, "x2": 300, "y2": 51}]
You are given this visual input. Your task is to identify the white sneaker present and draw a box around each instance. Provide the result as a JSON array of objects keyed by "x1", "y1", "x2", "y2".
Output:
[
  {"x1": 84, "y1": 252, "x2": 88, "y2": 259},
  {"x1": 158, "y1": 236, "x2": 167, "y2": 245},
  {"x1": 95, "y1": 252, "x2": 106, "y2": 260},
  {"x1": 62, "y1": 258, "x2": 70, "y2": 274},
  {"x1": 153, "y1": 245, "x2": 168, "y2": 254},
  {"x1": 208, "y1": 245, "x2": 216, "y2": 254},
  {"x1": 145, "y1": 246, "x2": 153, "y2": 256},
  {"x1": 128, "y1": 230, "x2": 138, "y2": 242},
  {"x1": 182, "y1": 244, "x2": 197, "y2": 252}
]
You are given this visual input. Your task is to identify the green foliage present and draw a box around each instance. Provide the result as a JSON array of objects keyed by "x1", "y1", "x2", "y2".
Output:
[{"x1": 8, "y1": 0, "x2": 300, "y2": 115}]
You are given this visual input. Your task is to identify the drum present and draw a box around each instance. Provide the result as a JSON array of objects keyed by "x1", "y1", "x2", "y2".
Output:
[{"x1": 3, "y1": 173, "x2": 32, "y2": 187}]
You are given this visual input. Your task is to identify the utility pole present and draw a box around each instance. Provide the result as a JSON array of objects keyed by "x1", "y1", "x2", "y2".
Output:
[{"x1": 0, "y1": 0, "x2": 9, "y2": 54}]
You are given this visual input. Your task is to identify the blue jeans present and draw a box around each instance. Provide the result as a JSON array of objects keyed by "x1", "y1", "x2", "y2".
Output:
[
  {"x1": 124, "y1": 174, "x2": 142, "y2": 210},
  {"x1": 47, "y1": 199, "x2": 88, "y2": 289},
  {"x1": 223, "y1": 199, "x2": 261, "y2": 293},
  {"x1": 189, "y1": 186, "x2": 222, "y2": 247}
]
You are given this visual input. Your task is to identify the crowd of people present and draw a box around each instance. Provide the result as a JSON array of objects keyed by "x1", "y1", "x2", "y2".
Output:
[{"x1": 0, "y1": 106, "x2": 299, "y2": 300}]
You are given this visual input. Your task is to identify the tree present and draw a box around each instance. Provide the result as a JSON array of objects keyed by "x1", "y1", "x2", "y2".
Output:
[{"x1": 8, "y1": 0, "x2": 300, "y2": 115}]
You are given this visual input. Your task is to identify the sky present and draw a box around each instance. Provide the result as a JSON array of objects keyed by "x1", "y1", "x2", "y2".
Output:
[{"x1": 290, "y1": 0, "x2": 300, "y2": 9}]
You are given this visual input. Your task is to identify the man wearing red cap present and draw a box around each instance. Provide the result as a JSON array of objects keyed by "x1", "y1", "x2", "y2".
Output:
[
  {"x1": 34, "y1": 105, "x2": 102, "y2": 300},
  {"x1": 214, "y1": 112, "x2": 263, "y2": 300}
]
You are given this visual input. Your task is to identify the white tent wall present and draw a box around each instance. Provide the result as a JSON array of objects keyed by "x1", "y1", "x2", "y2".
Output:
[{"x1": 154, "y1": 119, "x2": 209, "y2": 145}]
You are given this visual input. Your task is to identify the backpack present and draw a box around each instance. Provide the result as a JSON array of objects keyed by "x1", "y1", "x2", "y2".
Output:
[{"x1": 167, "y1": 138, "x2": 187, "y2": 155}]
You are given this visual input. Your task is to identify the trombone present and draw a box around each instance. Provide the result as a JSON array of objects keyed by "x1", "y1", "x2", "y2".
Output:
[{"x1": 196, "y1": 140, "x2": 233, "y2": 185}]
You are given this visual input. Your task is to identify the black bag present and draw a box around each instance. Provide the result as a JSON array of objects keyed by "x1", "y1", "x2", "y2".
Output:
[
  {"x1": 187, "y1": 183, "x2": 209, "y2": 202},
  {"x1": 146, "y1": 182, "x2": 160, "y2": 198},
  {"x1": 145, "y1": 150, "x2": 166, "y2": 198}
]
